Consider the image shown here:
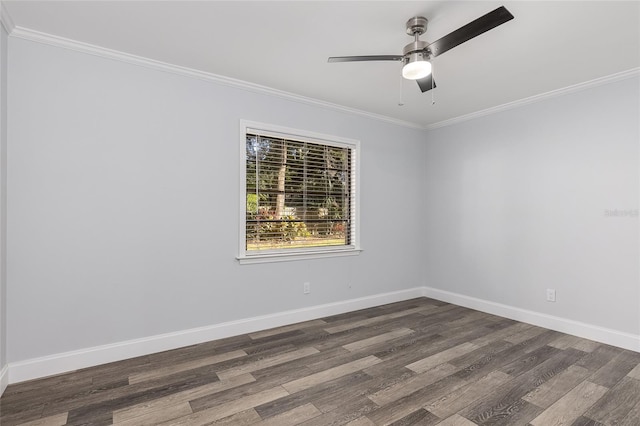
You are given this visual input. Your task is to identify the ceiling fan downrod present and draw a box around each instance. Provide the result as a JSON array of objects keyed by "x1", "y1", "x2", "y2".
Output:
[{"x1": 404, "y1": 16, "x2": 431, "y2": 57}]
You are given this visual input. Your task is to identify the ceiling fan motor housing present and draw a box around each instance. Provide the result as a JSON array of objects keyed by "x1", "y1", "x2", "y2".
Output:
[{"x1": 403, "y1": 40, "x2": 431, "y2": 62}]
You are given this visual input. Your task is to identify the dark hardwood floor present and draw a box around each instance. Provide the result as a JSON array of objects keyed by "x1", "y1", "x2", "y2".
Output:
[{"x1": 2, "y1": 297, "x2": 640, "y2": 425}]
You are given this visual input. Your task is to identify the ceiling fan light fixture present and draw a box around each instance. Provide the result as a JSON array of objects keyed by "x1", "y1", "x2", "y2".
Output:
[
  {"x1": 402, "y1": 53, "x2": 431, "y2": 80},
  {"x1": 328, "y1": 6, "x2": 513, "y2": 92}
]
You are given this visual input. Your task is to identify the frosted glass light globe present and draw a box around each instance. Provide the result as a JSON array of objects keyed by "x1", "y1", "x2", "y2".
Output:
[{"x1": 402, "y1": 55, "x2": 432, "y2": 80}]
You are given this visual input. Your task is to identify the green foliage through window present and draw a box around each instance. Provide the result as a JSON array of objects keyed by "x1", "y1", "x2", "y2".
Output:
[{"x1": 245, "y1": 134, "x2": 353, "y2": 251}]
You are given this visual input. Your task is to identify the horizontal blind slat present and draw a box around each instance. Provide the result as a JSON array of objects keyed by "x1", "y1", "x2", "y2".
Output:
[{"x1": 246, "y1": 132, "x2": 356, "y2": 253}]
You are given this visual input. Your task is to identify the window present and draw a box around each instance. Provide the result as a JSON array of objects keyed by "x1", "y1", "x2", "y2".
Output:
[{"x1": 238, "y1": 121, "x2": 360, "y2": 263}]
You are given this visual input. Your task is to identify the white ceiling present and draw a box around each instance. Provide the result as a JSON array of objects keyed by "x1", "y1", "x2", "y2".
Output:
[{"x1": 3, "y1": 1, "x2": 639, "y2": 128}]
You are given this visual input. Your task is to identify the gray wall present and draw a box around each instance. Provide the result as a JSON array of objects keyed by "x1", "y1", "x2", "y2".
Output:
[
  {"x1": 4, "y1": 32, "x2": 639, "y2": 367},
  {"x1": 6, "y1": 37, "x2": 426, "y2": 362},
  {"x1": 1, "y1": 21, "x2": 8, "y2": 372},
  {"x1": 423, "y1": 76, "x2": 640, "y2": 335}
]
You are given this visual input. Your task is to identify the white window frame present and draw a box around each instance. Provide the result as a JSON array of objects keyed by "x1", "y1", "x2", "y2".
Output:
[{"x1": 237, "y1": 120, "x2": 361, "y2": 264}]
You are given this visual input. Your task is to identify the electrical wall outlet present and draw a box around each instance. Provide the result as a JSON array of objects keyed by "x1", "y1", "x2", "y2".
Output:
[
  {"x1": 303, "y1": 282, "x2": 310, "y2": 294},
  {"x1": 546, "y1": 288, "x2": 556, "y2": 302}
]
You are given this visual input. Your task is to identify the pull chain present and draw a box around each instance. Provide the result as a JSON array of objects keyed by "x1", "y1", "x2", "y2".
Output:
[
  {"x1": 398, "y1": 66, "x2": 404, "y2": 106},
  {"x1": 431, "y1": 62, "x2": 435, "y2": 105}
]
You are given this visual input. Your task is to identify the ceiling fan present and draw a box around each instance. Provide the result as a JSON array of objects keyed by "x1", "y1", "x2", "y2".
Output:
[{"x1": 328, "y1": 6, "x2": 514, "y2": 93}]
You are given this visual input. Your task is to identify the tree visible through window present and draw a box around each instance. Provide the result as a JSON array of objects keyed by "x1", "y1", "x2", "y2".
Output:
[{"x1": 243, "y1": 130, "x2": 356, "y2": 254}]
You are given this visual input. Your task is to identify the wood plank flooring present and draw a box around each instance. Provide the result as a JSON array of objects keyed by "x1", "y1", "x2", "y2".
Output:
[{"x1": 2, "y1": 297, "x2": 639, "y2": 425}]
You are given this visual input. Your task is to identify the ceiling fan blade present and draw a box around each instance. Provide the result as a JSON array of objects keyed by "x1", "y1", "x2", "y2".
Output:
[
  {"x1": 416, "y1": 74, "x2": 437, "y2": 93},
  {"x1": 328, "y1": 55, "x2": 403, "y2": 63},
  {"x1": 427, "y1": 6, "x2": 514, "y2": 57}
]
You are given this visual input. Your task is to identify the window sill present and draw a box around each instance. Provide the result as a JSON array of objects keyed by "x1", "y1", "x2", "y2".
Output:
[{"x1": 237, "y1": 248, "x2": 363, "y2": 265}]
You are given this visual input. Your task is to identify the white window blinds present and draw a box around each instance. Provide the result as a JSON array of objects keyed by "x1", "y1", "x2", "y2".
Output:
[{"x1": 244, "y1": 129, "x2": 357, "y2": 255}]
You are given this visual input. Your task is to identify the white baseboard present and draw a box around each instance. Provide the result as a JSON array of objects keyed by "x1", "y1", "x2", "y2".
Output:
[
  {"x1": 0, "y1": 364, "x2": 8, "y2": 396},
  {"x1": 422, "y1": 286, "x2": 640, "y2": 353},
  {"x1": 7, "y1": 285, "x2": 639, "y2": 385},
  {"x1": 8, "y1": 287, "x2": 424, "y2": 384}
]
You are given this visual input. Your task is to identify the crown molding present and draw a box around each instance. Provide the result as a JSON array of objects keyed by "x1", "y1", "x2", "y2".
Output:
[
  {"x1": 425, "y1": 67, "x2": 640, "y2": 131},
  {"x1": 6, "y1": 25, "x2": 638, "y2": 132},
  {"x1": 0, "y1": 1, "x2": 15, "y2": 34},
  {"x1": 9, "y1": 26, "x2": 423, "y2": 130}
]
